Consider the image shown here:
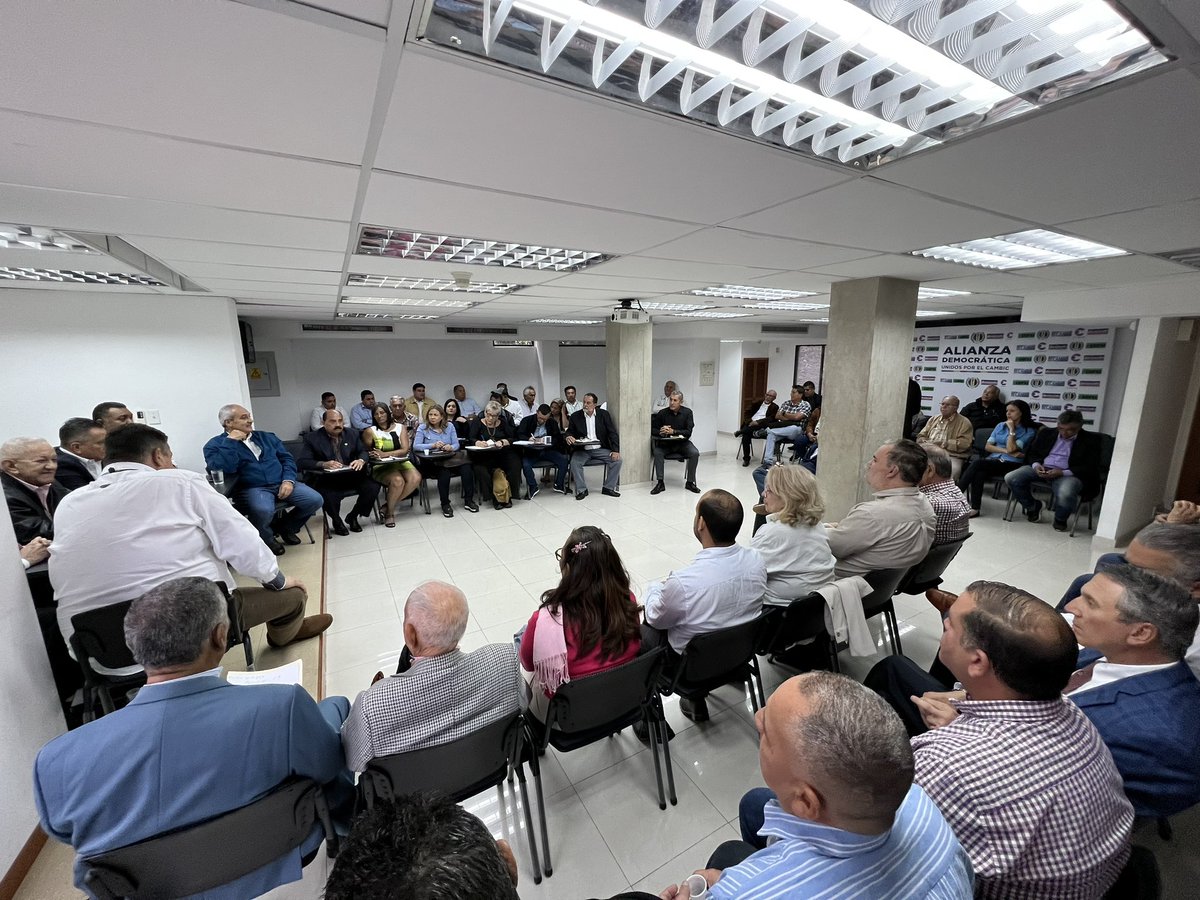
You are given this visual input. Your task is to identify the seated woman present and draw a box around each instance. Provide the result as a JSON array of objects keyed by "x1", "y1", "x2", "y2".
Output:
[
  {"x1": 444, "y1": 397, "x2": 470, "y2": 441},
  {"x1": 549, "y1": 397, "x2": 568, "y2": 432},
  {"x1": 467, "y1": 401, "x2": 522, "y2": 510},
  {"x1": 414, "y1": 404, "x2": 478, "y2": 518},
  {"x1": 519, "y1": 526, "x2": 641, "y2": 721},
  {"x1": 957, "y1": 399, "x2": 1036, "y2": 518},
  {"x1": 362, "y1": 403, "x2": 421, "y2": 527},
  {"x1": 751, "y1": 464, "x2": 835, "y2": 606}
]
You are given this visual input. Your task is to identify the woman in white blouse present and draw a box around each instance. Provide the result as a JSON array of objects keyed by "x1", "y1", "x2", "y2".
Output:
[{"x1": 752, "y1": 464, "x2": 836, "y2": 606}]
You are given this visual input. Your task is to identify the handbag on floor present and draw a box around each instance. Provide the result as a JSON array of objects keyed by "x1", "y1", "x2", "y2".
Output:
[{"x1": 492, "y1": 469, "x2": 511, "y2": 503}]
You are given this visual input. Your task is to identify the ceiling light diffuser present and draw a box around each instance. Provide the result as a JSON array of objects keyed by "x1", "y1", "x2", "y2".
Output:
[
  {"x1": 916, "y1": 310, "x2": 955, "y2": 317},
  {"x1": 669, "y1": 311, "x2": 753, "y2": 319},
  {"x1": 688, "y1": 285, "x2": 819, "y2": 301},
  {"x1": 340, "y1": 296, "x2": 470, "y2": 307},
  {"x1": 640, "y1": 302, "x2": 711, "y2": 311},
  {"x1": 357, "y1": 226, "x2": 611, "y2": 273},
  {"x1": 0, "y1": 224, "x2": 96, "y2": 254},
  {"x1": 338, "y1": 311, "x2": 443, "y2": 320},
  {"x1": 0, "y1": 267, "x2": 165, "y2": 286},
  {"x1": 917, "y1": 288, "x2": 972, "y2": 299},
  {"x1": 344, "y1": 274, "x2": 516, "y2": 293},
  {"x1": 529, "y1": 318, "x2": 603, "y2": 325},
  {"x1": 740, "y1": 301, "x2": 829, "y2": 311},
  {"x1": 912, "y1": 229, "x2": 1128, "y2": 270},
  {"x1": 421, "y1": 0, "x2": 1166, "y2": 169}
]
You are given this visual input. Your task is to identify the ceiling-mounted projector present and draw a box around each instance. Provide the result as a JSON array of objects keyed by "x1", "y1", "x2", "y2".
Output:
[{"x1": 611, "y1": 299, "x2": 647, "y2": 324}]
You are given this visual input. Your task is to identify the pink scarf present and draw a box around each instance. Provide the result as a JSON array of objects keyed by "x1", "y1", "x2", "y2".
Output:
[{"x1": 532, "y1": 607, "x2": 569, "y2": 694}]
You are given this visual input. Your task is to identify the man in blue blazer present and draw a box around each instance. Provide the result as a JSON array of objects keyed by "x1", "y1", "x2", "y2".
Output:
[
  {"x1": 1065, "y1": 564, "x2": 1200, "y2": 818},
  {"x1": 34, "y1": 577, "x2": 352, "y2": 899}
]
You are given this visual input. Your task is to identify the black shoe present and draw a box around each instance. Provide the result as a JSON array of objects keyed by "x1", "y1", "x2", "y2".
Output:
[
  {"x1": 528, "y1": 485, "x2": 540, "y2": 500},
  {"x1": 279, "y1": 532, "x2": 302, "y2": 546},
  {"x1": 553, "y1": 484, "x2": 566, "y2": 494},
  {"x1": 742, "y1": 458, "x2": 750, "y2": 467},
  {"x1": 650, "y1": 481, "x2": 665, "y2": 495},
  {"x1": 346, "y1": 514, "x2": 362, "y2": 533},
  {"x1": 493, "y1": 500, "x2": 505, "y2": 511},
  {"x1": 576, "y1": 490, "x2": 589, "y2": 501},
  {"x1": 679, "y1": 697, "x2": 710, "y2": 723},
  {"x1": 1053, "y1": 519, "x2": 1068, "y2": 532},
  {"x1": 269, "y1": 540, "x2": 286, "y2": 556},
  {"x1": 331, "y1": 518, "x2": 349, "y2": 536},
  {"x1": 602, "y1": 488, "x2": 620, "y2": 498},
  {"x1": 633, "y1": 718, "x2": 676, "y2": 745},
  {"x1": 464, "y1": 500, "x2": 479, "y2": 513},
  {"x1": 685, "y1": 482, "x2": 700, "y2": 494},
  {"x1": 503, "y1": 500, "x2": 513, "y2": 508},
  {"x1": 1025, "y1": 500, "x2": 1043, "y2": 523}
]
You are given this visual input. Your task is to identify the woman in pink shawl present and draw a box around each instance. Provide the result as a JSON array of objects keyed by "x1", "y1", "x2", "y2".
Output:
[{"x1": 519, "y1": 525, "x2": 641, "y2": 721}]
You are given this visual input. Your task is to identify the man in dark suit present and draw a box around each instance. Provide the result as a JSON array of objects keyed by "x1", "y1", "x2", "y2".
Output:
[
  {"x1": 566, "y1": 392, "x2": 622, "y2": 500},
  {"x1": 54, "y1": 417, "x2": 106, "y2": 492},
  {"x1": 733, "y1": 389, "x2": 778, "y2": 466},
  {"x1": 651, "y1": 391, "x2": 700, "y2": 495},
  {"x1": 1064, "y1": 564, "x2": 1200, "y2": 818},
  {"x1": 296, "y1": 409, "x2": 380, "y2": 536},
  {"x1": 516, "y1": 404, "x2": 568, "y2": 497},
  {"x1": 2, "y1": 437, "x2": 68, "y2": 544},
  {"x1": 1005, "y1": 409, "x2": 1103, "y2": 532}
]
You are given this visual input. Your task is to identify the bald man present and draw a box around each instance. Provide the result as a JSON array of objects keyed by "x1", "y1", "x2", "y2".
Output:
[
  {"x1": 341, "y1": 581, "x2": 523, "y2": 772},
  {"x1": 915, "y1": 396, "x2": 973, "y2": 480}
]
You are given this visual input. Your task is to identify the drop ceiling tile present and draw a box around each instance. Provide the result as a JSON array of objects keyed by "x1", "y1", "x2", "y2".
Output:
[
  {"x1": 542, "y1": 273, "x2": 707, "y2": 295},
  {"x1": 639, "y1": 228, "x2": 875, "y2": 270},
  {"x1": 177, "y1": 263, "x2": 342, "y2": 284},
  {"x1": 584, "y1": 255, "x2": 783, "y2": 283},
  {"x1": 922, "y1": 271, "x2": 1091, "y2": 295},
  {"x1": 807, "y1": 253, "x2": 987, "y2": 281},
  {"x1": 130, "y1": 237, "x2": 347, "y2": 270},
  {"x1": 191, "y1": 278, "x2": 337, "y2": 295},
  {"x1": 1058, "y1": 198, "x2": 1200, "y2": 254},
  {"x1": 1034, "y1": 254, "x2": 1195, "y2": 287}
]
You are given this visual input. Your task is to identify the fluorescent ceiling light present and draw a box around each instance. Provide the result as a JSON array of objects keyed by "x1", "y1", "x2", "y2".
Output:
[
  {"x1": 338, "y1": 311, "x2": 442, "y2": 320},
  {"x1": 913, "y1": 229, "x2": 1128, "y2": 270},
  {"x1": 740, "y1": 301, "x2": 830, "y2": 311},
  {"x1": 423, "y1": 0, "x2": 1166, "y2": 169},
  {"x1": 0, "y1": 267, "x2": 165, "y2": 286},
  {"x1": 344, "y1": 274, "x2": 515, "y2": 293},
  {"x1": 357, "y1": 226, "x2": 611, "y2": 273},
  {"x1": 641, "y1": 302, "x2": 711, "y2": 311},
  {"x1": 669, "y1": 311, "x2": 753, "y2": 319},
  {"x1": 916, "y1": 310, "x2": 955, "y2": 317},
  {"x1": 688, "y1": 284, "x2": 820, "y2": 301},
  {"x1": 529, "y1": 318, "x2": 602, "y2": 325},
  {"x1": 917, "y1": 288, "x2": 971, "y2": 299},
  {"x1": 0, "y1": 224, "x2": 96, "y2": 253},
  {"x1": 340, "y1": 296, "x2": 470, "y2": 307}
]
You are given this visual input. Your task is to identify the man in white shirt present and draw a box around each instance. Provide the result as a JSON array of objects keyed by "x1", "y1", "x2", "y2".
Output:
[
  {"x1": 516, "y1": 385, "x2": 538, "y2": 420},
  {"x1": 50, "y1": 424, "x2": 332, "y2": 649},
  {"x1": 310, "y1": 392, "x2": 347, "y2": 432},
  {"x1": 54, "y1": 418, "x2": 106, "y2": 491},
  {"x1": 643, "y1": 489, "x2": 767, "y2": 721},
  {"x1": 562, "y1": 385, "x2": 583, "y2": 418},
  {"x1": 653, "y1": 380, "x2": 677, "y2": 412}
]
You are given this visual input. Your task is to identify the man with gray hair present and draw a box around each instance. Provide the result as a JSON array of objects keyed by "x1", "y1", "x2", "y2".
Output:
[
  {"x1": 203, "y1": 403, "x2": 322, "y2": 554},
  {"x1": 34, "y1": 577, "x2": 352, "y2": 899},
  {"x1": 2, "y1": 436, "x2": 68, "y2": 544},
  {"x1": 826, "y1": 440, "x2": 936, "y2": 577},
  {"x1": 918, "y1": 445, "x2": 971, "y2": 546},
  {"x1": 654, "y1": 672, "x2": 972, "y2": 899},
  {"x1": 516, "y1": 384, "x2": 538, "y2": 419},
  {"x1": 341, "y1": 581, "x2": 522, "y2": 772}
]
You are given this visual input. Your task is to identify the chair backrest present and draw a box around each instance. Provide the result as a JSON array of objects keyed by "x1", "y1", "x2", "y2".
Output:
[
  {"x1": 1097, "y1": 432, "x2": 1116, "y2": 477},
  {"x1": 861, "y1": 568, "x2": 909, "y2": 616},
  {"x1": 281, "y1": 439, "x2": 304, "y2": 460},
  {"x1": 82, "y1": 777, "x2": 331, "y2": 900},
  {"x1": 757, "y1": 595, "x2": 825, "y2": 656},
  {"x1": 894, "y1": 535, "x2": 972, "y2": 596},
  {"x1": 972, "y1": 427, "x2": 992, "y2": 454},
  {"x1": 677, "y1": 614, "x2": 766, "y2": 686},
  {"x1": 361, "y1": 713, "x2": 521, "y2": 807},
  {"x1": 547, "y1": 648, "x2": 665, "y2": 734}
]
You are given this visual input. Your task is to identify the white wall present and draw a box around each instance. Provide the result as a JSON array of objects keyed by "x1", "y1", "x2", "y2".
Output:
[
  {"x1": 558, "y1": 346, "x2": 607, "y2": 402},
  {"x1": 0, "y1": 289, "x2": 250, "y2": 472},
  {"x1": 653, "y1": 337, "x2": 722, "y2": 453},
  {"x1": 0, "y1": 511, "x2": 70, "y2": 877}
]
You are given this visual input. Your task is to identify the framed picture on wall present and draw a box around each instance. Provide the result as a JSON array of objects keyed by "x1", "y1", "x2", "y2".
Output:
[
  {"x1": 699, "y1": 360, "x2": 716, "y2": 386},
  {"x1": 246, "y1": 350, "x2": 280, "y2": 398}
]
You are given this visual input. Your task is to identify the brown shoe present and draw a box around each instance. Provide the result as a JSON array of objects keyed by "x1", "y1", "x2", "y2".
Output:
[
  {"x1": 268, "y1": 613, "x2": 333, "y2": 648},
  {"x1": 925, "y1": 589, "x2": 958, "y2": 615}
]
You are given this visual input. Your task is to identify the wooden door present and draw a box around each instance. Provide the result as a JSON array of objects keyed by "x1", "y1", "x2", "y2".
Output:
[{"x1": 740, "y1": 358, "x2": 769, "y2": 427}]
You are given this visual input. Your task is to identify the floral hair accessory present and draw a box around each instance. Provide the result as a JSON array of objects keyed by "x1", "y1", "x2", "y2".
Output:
[{"x1": 571, "y1": 541, "x2": 590, "y2": 554}]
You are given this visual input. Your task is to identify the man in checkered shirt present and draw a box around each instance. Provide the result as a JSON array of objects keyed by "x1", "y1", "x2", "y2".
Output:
[
  {"x1": 918, "y1": 446, "x2": 971, "y2": 546},
  {"x1": 341, "y1": 581, "x2": 523, "y2": 772},
  {"x1": 908, "y1": 581, "x2": 1133, "y2": 899},
  {"x1": 761, "y1": 385, "x2": 812, "y2": 463}
]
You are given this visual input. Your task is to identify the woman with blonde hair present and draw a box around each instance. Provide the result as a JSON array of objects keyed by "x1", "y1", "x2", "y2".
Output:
[{"x1": 751, "y1": 464, "x2": 835, "y2": 605}]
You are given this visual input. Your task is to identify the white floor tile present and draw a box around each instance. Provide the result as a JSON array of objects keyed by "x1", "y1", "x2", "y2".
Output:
[
  {"x1": 324, "y1": 619, "x2": 404, "y2": 674},
  {"x1": 326, "y1": 590, "x2": 398, "y2": 634},
  {"x1": 436, "y1": 546, "x2": 502, "y2": 575},
  {"x1": 666, "y1": 715, "x2": 763, "y2": 822},
  {"x1": 385, "y1": 560, "x2": 451, "y2": 598},
  {"x1": 630, "y1": 823, "x2": 741, "y2": 895}
]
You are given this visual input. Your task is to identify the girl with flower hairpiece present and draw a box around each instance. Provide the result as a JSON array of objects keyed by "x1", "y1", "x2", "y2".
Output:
[{"x1": 520, "y1": 525, "x2": 641, "y2": 721}]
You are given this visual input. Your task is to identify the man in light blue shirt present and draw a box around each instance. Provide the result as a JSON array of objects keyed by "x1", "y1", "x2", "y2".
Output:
[
  {"x1": 349, "y1": 388, "x2": 377, "y2": 431},
  {"x1": 656, "y1": 672, "x2": 973, "y2": 899},
  {"x1": 453, "y1": 384, "x2": 482, "y2": 420}
]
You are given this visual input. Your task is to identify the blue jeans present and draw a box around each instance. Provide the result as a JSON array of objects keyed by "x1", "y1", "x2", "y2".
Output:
[
  {"x1": 763, "y1": 426, "x2": 808, "y2": 462},
  {"x1": 235, "y1": 482, "x2": 323, "y2": 545},
  {"x1": 752, "y1": 463, "x2": 769, "y2": 498},
  {"x1": 739, "y1": 787, "x2": 776, "y2": 849},
  {"x1": 1004, "y1": 466, "x2": 1083, "y2": 524},
  {"x1": 522, "y1": 448, "x2": 568, "y2": 491}
]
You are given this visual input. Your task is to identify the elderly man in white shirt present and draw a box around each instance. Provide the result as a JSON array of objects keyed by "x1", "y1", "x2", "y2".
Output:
[
  {"x1": 653, "y1": 379, "x2": 677, "y2": 412},
  {"x1": 643, "y1": 489, "x2": 767, "y2": 721},
  {"x1": 50, "y1": 424, "x2": 332, "y2": 649},
  {"x1": 827, "y1": 439, "x2": 936, "y2": 578}
]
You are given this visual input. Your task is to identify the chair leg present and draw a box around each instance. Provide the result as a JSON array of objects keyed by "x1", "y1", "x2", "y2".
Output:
[
  {"x1": 242, "y1": 634, "x2": 255, "y2": 671},
  {"x1": 828, "y1": 637, "x2": 841, "y2": 673},
  {"x1": 753, "y1": 660, "x2": 766, "y2": 709},
  {"x1": 890, "y1": 605, "x2": 904, "y2": 656},
  {"x1": 660, "y1": 710, "x2": 677, "y2": 807},
  {"x1": 512, "y1": 765, "x2": 544, "y2": 884},
  {"x1": 98, "y1": 685, "x2": 116, "y2": 716},
  {"x1": 646, "y1": 713, "x2": 667, "y2": 811},
  {"x1": 303, "y1": 522, "x2": 315, "y2": 544}
]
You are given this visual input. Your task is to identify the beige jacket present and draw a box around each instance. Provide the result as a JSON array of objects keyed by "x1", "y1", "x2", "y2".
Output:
[{"x1": 917, "y1": 413, "x2": 974, "y2": 458}]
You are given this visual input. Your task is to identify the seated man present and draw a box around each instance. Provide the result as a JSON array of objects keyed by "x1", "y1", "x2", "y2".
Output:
[
  {"x1": 566, "y1": 392, "x2": 622, "y2": 500},
  {"x1": 516, "y1": 384, "x2": 538, "y2": 419},
  {"x1": 734, "y1": 389, "x2": 778, "y2": 466},
  {"x1": 651, "y1": 391, "x2": 700, "y2": 495},
  {"x1": 516, "y1": 403, "x2": 568, "y2": 497},
  {"x1": 960, "y1": 384, "x2": 1005, "y2": 432},
  {"x1": 91, "y1": 400, "x2": 134, "y2": 433},
  {"x1": 203, "y1": 403, "x2": 323, "y2": 553},
  {"x1": 388, "y1": 393, "x2": 420, "y2": 433},
  {"x1": 1005, "y1": 409, "x2": 1103, "y2": 532},
  {"x1": 341, "y1": 581, "x2": 522, "y2": 772},
  {"x1": 653, "y1": 379, "x2": 677, "y2": 412},
  {"x1": 643, "y1": 489, "x2": 767, "y2": 721},
  {"x1": 903, "y1": 582, "x2": 1133, "y2": 898},
  {"x1": 562, "y1": 384, "x2": 583, "y2": 418},
  {"x1": 918, "y1": 446, "x2": 971, "y2": 546},
  {"x1": 663, "y1": 672, "x2": 971, "y2": 900},
  {"x1": 349, "y1": 389, "x2": 376, "y2": 431},
  {"x1": 54, "y1": 418, "x2": 106, "y2": 491},
  {"x1": 309, "y1": 391, "x2": 346, "y2": 431},
  {"x1": 762, "y1": 385, "x2": 811, "y2": 463},
  {"x1": 2, "y1": 437, "x2": 68, "y2": 544},
  {"x1": 453, "y1": 383, "x2": 482, "y2": 420},
  {"x1": 915, "y1": 395, "x2": 973, "y2": 481},
  {"x1": 403, "y1": 382, "x2": 432, "y2": 423},
  {"x1": 34, "y1": 577, "x2": 351, "y2": 900},
  {"x1": 297, "y1": 409, "x2": 380, "y2": 536},
  {"x1": 52, "y1": 424, "x2": 330, "y2": 649},
  {"x1": 826, "y1": 440, "x2": 936, "y2": 577}
]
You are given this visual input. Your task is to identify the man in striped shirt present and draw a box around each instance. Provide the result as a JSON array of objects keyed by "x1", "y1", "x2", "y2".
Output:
[
  {"x1": 910, "y1": 581, "x2": 1133, "y2": 899},
  {"x1": 656, "y1": 672, "x2": 973, "y2": 899}
]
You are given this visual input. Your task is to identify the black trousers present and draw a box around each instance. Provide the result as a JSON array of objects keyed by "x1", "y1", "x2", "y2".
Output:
[
  {"x1": 957, "y1": 457, "x2": 1020, "y2": 509},
  {"x1": 310, "y1": 470, "x2": 380, "y2": 521},
  {"x1": 417, "y1": 458, "x2": 476, "y2": 505},
  {"x1": 863, "y1": 655, "x2": 954, "y2": 737}
]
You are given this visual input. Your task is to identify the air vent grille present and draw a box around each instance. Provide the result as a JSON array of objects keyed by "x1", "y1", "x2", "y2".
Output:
[
  {"x1": 446, "y1": 326, "x2": 519, "y2": 335},
  {"x1": 1154, "y1": 248, "x2": 1200, "y2": 270},
  {"x1": 761, "y1": 325, "x2": 811, "y2": 334}
]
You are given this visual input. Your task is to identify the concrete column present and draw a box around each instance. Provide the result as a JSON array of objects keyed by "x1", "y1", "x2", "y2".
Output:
[
  {"x1": 606, "y1": 320, "x2": 652, "y2": 487},
  {"x1": 820, "y1": 277, "x2": 919, "y2": 520},
  {"x1": 534, "y1": 340, "x2": 560, "y2": 406}
]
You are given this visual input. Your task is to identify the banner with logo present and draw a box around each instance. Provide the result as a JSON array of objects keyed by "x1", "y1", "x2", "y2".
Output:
[{"x1": 910, "y1": 324, "x2": 1113, "y2": 428}]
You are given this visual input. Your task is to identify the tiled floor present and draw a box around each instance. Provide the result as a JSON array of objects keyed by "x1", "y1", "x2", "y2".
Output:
[{"x1": 272, "y1": 436, "x2": 1192, "y2": 900}]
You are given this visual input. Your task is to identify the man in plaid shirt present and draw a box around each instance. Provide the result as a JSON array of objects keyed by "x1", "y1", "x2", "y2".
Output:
[
  {"x1": 909, "y1": 581, "x2": 1132, "y2": 899},
  {"x1": 918, "y1": 446, "x2": 971, "y2": 546},
  {"x1": 762, "y1": 385, "x2": 811, "y2": 463}
]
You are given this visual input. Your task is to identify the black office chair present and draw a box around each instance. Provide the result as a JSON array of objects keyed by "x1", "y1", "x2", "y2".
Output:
[
  {"x1": 756, "y1": 594, "x2": 839, "y2": 673},
  {"x1": 662, "y1": 615, "x2": 770, "y2": 714},
  {"x1": 861, "y1": 568, "x2": 909, "y2": 656},
  {"x1": 360, "y1": 713, "x2": 548, "y2": 883},
  {"x1": 81, "y1": 777, "x2": 338, "y2": 900},
  {"x1": 533, "y1": 647, "x2": 676, "y2": 813},
  {"x1": 893, "y1": 534, "x2": 972, "y2": 597},
  {"x1": 1103, "y1": 845, "x2": 1161, "y2": 899}
]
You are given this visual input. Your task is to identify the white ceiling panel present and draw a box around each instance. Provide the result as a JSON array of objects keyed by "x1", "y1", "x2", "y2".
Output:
[
  {"x1": 878, "y1": 68, "x2": 1200, "y2": 225},
  {"x1": 806, "y1": 253, "x2": 989, "y2": 281},
  {"x1": 584, "y1": 256, "x2": 783, "y2": 284},
  {"x1": 737, "y1": 273, "x2": 845, "y2": 291},
  {"x1": 639, "y1": 228, "x2": 874, "y2": 270},
  {"x1": 345, "y1": 253, "x2": 562, "y2": 286},
  {"x1": 175, "y1": 263, "x2": 343, "y2": 284},
  {"x1": 1032, "y1": 254, "x2": 1195, "y2": 287},
  {"x1": 537, "y1": 273, "x2": 708, "y2": 295},
  {"x1": 376, "y1": 50, "x2": 854, "y2": 225},
  {"x1": 0, "y1": 111, "x2": 359, "y2": 220},
  {"x1": 516, "y1": 286, "x2": 639, "y2": 302},
  {"x1": 294, "y1": 0, "x2": 392, "y2": 28},
  {"x1": 228, "y1": 291, "x2": 339, "y2": 303},
  {"x1": 726, "y1": 178, "x2": 1028, "y2": 253},
  {"x1": 1058, "y1": 199, "x2": 1200, "y2": 254},
  {"x1": 129, "y1": 237, "x2": 347, "y2": 270},
  {"x1": 0, "y1": 0, "x2": 380, "y2": 163},
  {"x1": 922, "y1": 271, "x2": 1094, "y2": 295},
  {"x1": 192, "y1": 278, "x2": 337, "y2": 295}
]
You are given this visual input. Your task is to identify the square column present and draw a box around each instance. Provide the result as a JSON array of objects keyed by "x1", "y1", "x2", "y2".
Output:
[
  {"x1": 820, "y1": 277, "x2": 919, "y2": 520},
  {"x1": 606, "y1": 320, "x2": 652, "y2": 487}
]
